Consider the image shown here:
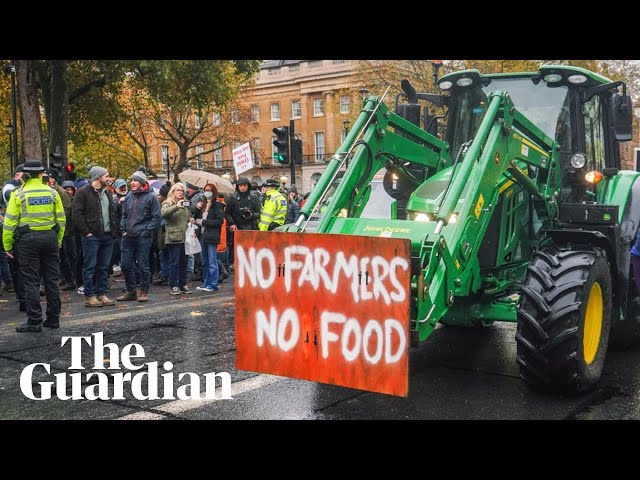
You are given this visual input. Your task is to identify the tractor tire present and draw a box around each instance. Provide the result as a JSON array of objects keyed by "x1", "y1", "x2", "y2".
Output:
[{"x1": 516, "y1": 245, "x2": 612, "y2": 394}]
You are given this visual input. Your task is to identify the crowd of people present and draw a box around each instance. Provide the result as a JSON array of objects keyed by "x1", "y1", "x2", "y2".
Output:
[{"x1": 0, "y1": 161, "x2": 305, "y2": 333}]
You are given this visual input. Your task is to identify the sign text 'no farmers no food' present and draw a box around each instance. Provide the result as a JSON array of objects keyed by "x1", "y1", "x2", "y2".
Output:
[{"x1": 235, "y1": 231, "x2": 410, "y2": 396}]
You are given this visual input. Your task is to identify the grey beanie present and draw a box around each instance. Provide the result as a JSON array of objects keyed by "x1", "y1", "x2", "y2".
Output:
[
  {"x1": 130, "y1": 171, "x2": 148, "y2": 185},
  {"x1": 89, "y1": 166, "x2": 108, "y2": 182}
]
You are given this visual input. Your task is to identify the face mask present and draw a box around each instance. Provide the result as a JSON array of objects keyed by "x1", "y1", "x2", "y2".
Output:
[{"x1": 204, "y1": 192, "x2": 213, "y2": 198}]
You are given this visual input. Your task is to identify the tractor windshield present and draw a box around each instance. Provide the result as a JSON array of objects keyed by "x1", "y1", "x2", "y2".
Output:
[{"x1": 449, "y1": 77, "x2": 571, "y2": 159}]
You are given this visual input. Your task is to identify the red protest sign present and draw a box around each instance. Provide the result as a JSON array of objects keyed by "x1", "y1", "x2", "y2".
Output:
[{"x1": 235, "y1": 230, "x2": 410, "y2": 397}]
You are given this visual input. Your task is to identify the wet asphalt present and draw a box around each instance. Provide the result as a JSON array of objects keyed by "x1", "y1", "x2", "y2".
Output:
[{"x1": 1, "y1": 274, "x2": 639, "y2": 420}]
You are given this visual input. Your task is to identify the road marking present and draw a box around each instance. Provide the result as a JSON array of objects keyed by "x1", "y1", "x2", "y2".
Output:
[{"x1": 116, "y1": 374, "x2": 282, "y2": 420}]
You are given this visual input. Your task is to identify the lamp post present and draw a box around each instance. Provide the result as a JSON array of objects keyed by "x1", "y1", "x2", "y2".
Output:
[
  {"x1": 343, "y1": 118, "x2": 351, "y2": 168},
  {"x1": 280, "y1": 174, "x2": 288, "y2": 187},
  {"x1": 359, "y1": 85, "x2": 369, "y2": 105},
  {"x1": 5, "y1": 63, "x2": 18, "y2": 170},
  {"x1": 6, "y1": 123, "x2": 13, "y2": 168}
]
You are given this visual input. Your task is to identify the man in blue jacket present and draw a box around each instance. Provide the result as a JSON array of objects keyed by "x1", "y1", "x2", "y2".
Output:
[{"x1": 117, "y1": 170, "x2": 161, "y2": 303}]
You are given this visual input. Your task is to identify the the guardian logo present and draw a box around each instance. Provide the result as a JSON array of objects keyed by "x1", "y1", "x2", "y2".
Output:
[{"x1": 20, "y1": 332, "x2": 233, "y2": 401}]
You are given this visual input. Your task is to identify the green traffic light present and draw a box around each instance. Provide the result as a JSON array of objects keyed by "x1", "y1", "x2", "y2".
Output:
[{"x1": 273, "y1": 153, "x2": 286, "y2": 163}]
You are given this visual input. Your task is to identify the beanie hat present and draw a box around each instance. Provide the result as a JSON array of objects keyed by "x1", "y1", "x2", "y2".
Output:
[
  {"x1": 22, "y1": 160, "x2": 45, "y2": 173},
  {"x1": 185, "y1": 182, "x2": 198, "y2": 190},
  {"x1": 159, "y1": 182, "x2": 171, "y2": 198},
  {"x1": 61, "y1": 181, "x2": 76, "y2": 190},
  {"x1": 75, "y1": 178, "x2": 89, "y2": 189},
  {"x1": 114, "y1": 178, "x2": 127, "y2": 188},
  {"x1": 130, "y1": 171, "x2": 148, "y2": 185},
  {"x1": 89, "y1": 166, "x2": 108, "y2": 182}
]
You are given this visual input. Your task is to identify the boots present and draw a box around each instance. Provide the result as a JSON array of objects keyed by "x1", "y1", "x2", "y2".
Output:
[
  {"x1": 97, "y1": 294, "x2": 115, "y2": 306},
  {"x1": 117, "y1": 290, "x2": 138, "y2": 301},
  {"x1": 85, "y1": 296, "x2": 104, "y2": 307},
  {"x1": 137, "y1": 290, "x2": 149, "y2": 302}
]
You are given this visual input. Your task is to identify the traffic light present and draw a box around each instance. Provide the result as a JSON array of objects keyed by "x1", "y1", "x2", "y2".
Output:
[
  {"x1": 273, "y1": 126, "x2": 289, "y2": 164},
  {"x1": 292, "y1": 139, "x2": 303, "y2": 165},
  {"x1": 64, "y1": 162, "x2": 76, "y2": 181},
  {"x1": 49, "y1": 152, "x2": 62, "y2": 178}
]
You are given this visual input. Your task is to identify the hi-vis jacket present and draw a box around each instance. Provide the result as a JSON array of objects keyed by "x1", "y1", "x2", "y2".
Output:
[
  {"x1": 2, "y1": 177, "x2": 66, "y2": 251},
  {"x1": 259, "y1": 188, "x2": 288, "y2": 231}
]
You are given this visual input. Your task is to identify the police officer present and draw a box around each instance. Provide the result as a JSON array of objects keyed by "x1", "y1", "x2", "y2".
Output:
[
  {"x1": 2, "y1": 160, "x2": 66, "y2": 332},
  {"x1": 259, "y1": 178, "x2": 288, "y2": 231}
]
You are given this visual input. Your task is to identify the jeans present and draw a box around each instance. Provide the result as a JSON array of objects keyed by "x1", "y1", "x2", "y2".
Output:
[
  {"x1": 188, "y1": 254, "x2": 194, "y2": 274},
  {"x1": 60, "y1": 235, "x2": 77, "y2": 285},
  {"x1": 0, "y1": 248, "x2": 11, "y2": 283},
  {"x1": 121, "y1": 235, "x2": 153, "y2": 293},
  {"x1": 200, "y1": 241, "x2": 219, "y2": 289},
  {"x1": 159, "y1": 248, "x2": 170, "y2": 278},
  {"x1": 167, "y1": 243, "x2": 187, "y2": 288},
  {"x1": 81, "y1": 233, "x2": 114, "y2": 297},
  {"x1": 218, "y1": 249, "x2": 228, "y2": 269}
]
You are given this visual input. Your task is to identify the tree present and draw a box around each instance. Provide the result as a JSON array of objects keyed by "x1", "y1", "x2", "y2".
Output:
[{"x1": 129, "y1": 60, "x2": 260, "y2": 181}]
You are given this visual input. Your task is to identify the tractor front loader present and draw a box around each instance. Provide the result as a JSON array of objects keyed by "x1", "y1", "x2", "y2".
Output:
[{"x1": 238, "y1": 65, "x2": 639, "y2": 395}]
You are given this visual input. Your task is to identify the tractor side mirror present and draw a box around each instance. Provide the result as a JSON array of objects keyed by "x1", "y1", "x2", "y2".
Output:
[{"x1": 611, "y1": 93, "x2": 633, "y2": 142}]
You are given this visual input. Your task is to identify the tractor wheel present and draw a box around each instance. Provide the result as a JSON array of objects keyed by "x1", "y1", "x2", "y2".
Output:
[{"x1": 516, "y1": 245, "x2": 612, "y2": 394}]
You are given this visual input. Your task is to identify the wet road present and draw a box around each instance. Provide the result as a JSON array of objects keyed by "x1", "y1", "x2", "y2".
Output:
[{"x1": 1, "y1": 277, "x2": 640, "y2": 420}]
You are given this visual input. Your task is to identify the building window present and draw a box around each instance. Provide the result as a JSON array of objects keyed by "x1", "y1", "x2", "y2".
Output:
[
  {"x1": 213, "y1": 112, "x2": 221, "y2": 126},
  {"x1": 214, "y1": 145, "x2": 223, "y2": 168},
  {"x1": 311, "y1": 172, "x2": 322, "y2": 188},
  {"x1": 251, "y1": 105, "x2": 260, "y2": 123},
  {"x1": 195, "y1": 145, "x2": 204, "y2": 170},
  {"x1": 289, "y1": 65, "x2": 299, "y2": 72},
  {"x1": 314, "y1": 132, "x2": 325, "y2": 161},
  {"x1": 231, "y1": 108, "x2": 240, "y2": 125},
  {"x1": 268, "y1": 68, "x2": 280, "y2": 75},
  {"x1": 270, "y1": 103, "x2": 280, "y2": 121},
  {"x1": 308, "y1": 61, "x2": 322, "y2": 67},
  {"x1": 252, "y1": 138, "x2": 261, "y2": 162},
  {"x1": 313, "y1": 98, "x2": 324, "y2": 117},
  {"x1": 161, "y1": 145, "x2": 169, "y2": 171},
  {"x1": 339, "y1": 95, "x2": 350, "y2": 114},
  {"x1": 332, "y1": 60, "x2": 347, "y2": 64},
  {"x1": 291, "y1": 100, "x2": 301, "y2": 118},
  {"x1": 194, "y1": 112, "x2": 201, "y2": 129}
]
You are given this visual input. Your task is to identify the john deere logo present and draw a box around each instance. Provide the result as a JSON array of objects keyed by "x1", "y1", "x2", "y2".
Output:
[{"x1": 603, "y1": 213, "x2": 611, "y2": 221}]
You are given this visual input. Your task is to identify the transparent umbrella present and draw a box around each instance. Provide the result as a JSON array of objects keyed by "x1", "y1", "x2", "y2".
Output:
[{"x1": 178, "y1": 169, "x2": 235, "y2": 194}]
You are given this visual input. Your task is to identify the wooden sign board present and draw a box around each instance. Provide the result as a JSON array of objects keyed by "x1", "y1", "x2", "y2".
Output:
[{"x1": 235, "y1": 231, "x2": 410, "y2": 397}]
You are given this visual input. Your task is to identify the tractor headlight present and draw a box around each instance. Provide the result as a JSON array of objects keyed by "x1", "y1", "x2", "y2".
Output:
[
  {"x1": 456, "y1": 77, "x2": 473, "y2": 87},
  {"x1": 438, "y1": 80, "x2": 453, "y2": 91},
  {"x1": 570, "y1": 153, "x2": 587, "y2": 169},
  {"x1": 568, "y1": 74, "x2": 588, "y2": 84},
  {"x1": 414, "y1": 213, "x2": 431, "y2": 222},
  {"x1": 543, "y1": 73, "x2": 562, "y2": 83}
]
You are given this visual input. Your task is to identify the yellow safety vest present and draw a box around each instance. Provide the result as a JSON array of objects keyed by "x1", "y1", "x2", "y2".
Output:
[
  {"x1": 259, "y1": 188, "x2": 288, "y2": 231},
  {"x1": 2, "y1": 177, "x2": 66, "y2": 251}
]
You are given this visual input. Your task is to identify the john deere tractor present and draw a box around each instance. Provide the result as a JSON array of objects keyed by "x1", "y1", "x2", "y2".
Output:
[{"x1": 268, "y1": 65, "x2": 638, "y2": 394}]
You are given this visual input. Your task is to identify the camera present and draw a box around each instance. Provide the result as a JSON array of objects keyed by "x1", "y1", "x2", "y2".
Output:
[
  {"x1": 241, "y1": 208, "x2": 252, "y2": 220},
  {"x1": 180, "y1": 200, "x2": 190, "y2": 207}
]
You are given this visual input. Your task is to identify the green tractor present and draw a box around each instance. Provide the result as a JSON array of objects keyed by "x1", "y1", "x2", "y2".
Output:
[{"x1": 283, "y1": 65, "x2": 639, "y2": 394}]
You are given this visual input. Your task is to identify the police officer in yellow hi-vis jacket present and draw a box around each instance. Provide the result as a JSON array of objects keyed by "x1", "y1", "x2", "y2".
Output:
[
  {"x1": 2, "y1": 160, "x2": 66, "y2": 332},
  {"x1": 258, "y1": 178, "x2": 288, "y2": 231}
]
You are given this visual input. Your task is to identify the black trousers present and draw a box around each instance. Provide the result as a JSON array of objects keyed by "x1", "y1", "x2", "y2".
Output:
[
  {"x1": 15, "y1": 230, "x2": 60, "y2": 325},
  {"x1": 8, "y1": 249, "x2": 24, "y2": 306}
]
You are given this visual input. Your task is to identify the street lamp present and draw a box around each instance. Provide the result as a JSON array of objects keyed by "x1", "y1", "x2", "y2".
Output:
[
  {"x1": 221, "y1": 171, "x2": 231, "y2": 181},
  {"x1": 359, "y1": 85, "x2": 369, "y2": 104},
  {"x1": 343, "y1": 118, "x2": 351, "y2": 168},
  {"x1": 280, "y1": 174, "x2": 288, "y2": 186},
  {"x1": 5, "y1": 63, "x2": 18, "y2": 170},
  {"x1": 342, "y1": 118, "x2": 350, "y2": 138},
  {"x1": 6, "y1": 123, "x2": 13, "y2": 165}
]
